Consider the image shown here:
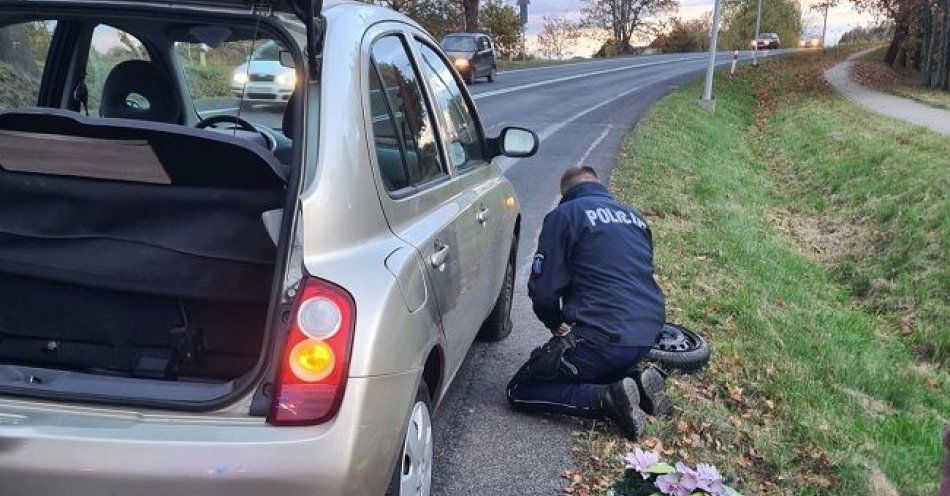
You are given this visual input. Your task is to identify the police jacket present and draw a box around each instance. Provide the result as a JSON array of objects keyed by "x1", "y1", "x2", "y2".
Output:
[{"x1": 527, "y1": 181, "x2": 665, "y2": 346}]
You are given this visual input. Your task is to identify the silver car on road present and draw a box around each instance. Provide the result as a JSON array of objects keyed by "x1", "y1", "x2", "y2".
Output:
[{"x1": 0, "y1": 0, "x2": 538, "y2": 495}]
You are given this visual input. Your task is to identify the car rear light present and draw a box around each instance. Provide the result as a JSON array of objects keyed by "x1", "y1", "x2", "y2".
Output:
[{"x1": 268, "y1": 276, "x2": 355, "y2": 426}]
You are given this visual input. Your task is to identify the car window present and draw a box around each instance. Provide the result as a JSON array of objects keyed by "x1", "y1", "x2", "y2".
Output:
[
  {"x1": 174, "y1": 38, "x2": 294, "y2": 131},
  {"x1": 371, "y1": 35, "x2": 445, "y2": 186},
  {"x1": 415, "y1": 42, "x2": 484, "y2": 170},
  {"x1": 441, "y1": 36, "x2": 476, "y2": 52},
  {"x1": 85, "y1": 25, "x2": 150, "y2": 114},
  {"x1": 368, "y1": 64, "x2": 412, "y2": 191},
  {"x1": 0, "y1": 20, "x2": 58, "y2": 109}
]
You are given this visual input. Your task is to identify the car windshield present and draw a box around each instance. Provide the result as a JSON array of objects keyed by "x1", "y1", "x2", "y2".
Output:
[
  {"x1": 763, "y1": 33, "x2": 778, "y2": 39},
  {"x1": 441, "y1": 36, "x2": 476, "y2": 52}
]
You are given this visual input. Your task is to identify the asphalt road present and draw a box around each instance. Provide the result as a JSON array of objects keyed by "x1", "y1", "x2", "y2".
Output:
[{"x1": 430, "y1": 49, "x2": 791, "y2": 496}]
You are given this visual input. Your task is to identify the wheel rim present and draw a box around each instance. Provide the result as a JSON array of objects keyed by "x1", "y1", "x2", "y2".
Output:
[
  {"x1": 399, "y1": 401, "x2": 433, "y2": 496},
  {"x1": 655, "y1": 324, "x2": 702, "y2": 352}
]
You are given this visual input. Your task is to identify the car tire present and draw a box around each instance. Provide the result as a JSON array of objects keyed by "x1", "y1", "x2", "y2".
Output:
[
  {"x1": 464, "y1": 72, "x2": 475, "y2": 85},
  {"x1": 646, "y1": 323, "x2": 711, "y2": 374},
  {"x1": 476, "y1": 241, "x2": 516, "y2": 341},
  {"x1": 385, "y1": 382, "x2": 434, "y2": 496},
  {"x1": 487, "y1": 66, "x2": 496, "y2": 82}
]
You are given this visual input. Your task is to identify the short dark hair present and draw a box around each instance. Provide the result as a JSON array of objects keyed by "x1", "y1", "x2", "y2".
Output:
[{"x1": 560, "y1": 166, "x2": 599, "y2": 194}]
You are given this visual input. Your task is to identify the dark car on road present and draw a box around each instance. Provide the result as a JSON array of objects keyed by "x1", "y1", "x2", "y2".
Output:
[
  {"x1": 752, "y1": 32, "x2": 781, "y2": 49},
  {"x1": 441, "y1": 32, "x2": 496, "y2": 84}
]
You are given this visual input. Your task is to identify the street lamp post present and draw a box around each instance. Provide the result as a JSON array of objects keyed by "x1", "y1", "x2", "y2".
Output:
[
  {"x1": 752, "y1": 0, "x2": 763, "y2": 66},
  {"x1": 700, "y1": 0, "x2": 723, "y2": 111}
]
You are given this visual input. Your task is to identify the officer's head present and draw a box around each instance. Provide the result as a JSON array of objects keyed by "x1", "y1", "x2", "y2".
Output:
[{"x1": 560, "y1": 166, "x2": 600, "y2": 195}]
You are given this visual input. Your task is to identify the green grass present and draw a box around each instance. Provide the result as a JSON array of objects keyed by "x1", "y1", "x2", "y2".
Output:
[{"x1": 568, "y1": 49, "x2": 949, "y2": 496}]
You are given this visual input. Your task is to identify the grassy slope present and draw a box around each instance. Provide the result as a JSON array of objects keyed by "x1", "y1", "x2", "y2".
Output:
[{"x1": 568, "y1": 49, "x2": 949, "y2": 496}]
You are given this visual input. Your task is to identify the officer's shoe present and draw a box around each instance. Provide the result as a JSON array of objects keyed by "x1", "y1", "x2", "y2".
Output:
[
  {"x1": 602, "y1": 378, "x2": 647, "y2": 440},
  {"x1": 636, "y1": 366, "x2": 673, "y2": 417}
]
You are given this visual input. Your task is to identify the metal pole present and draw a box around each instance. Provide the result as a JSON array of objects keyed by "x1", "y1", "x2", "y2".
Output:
[
  {"x1": 821, "y1": 2, "x2": 829, "y2": 50},
  {"x1": 752, "y1": 0, "x2": 763, "y2": 66},
  {"x1": 700, "y1": 0, "x2": 723, "y2": 110}
]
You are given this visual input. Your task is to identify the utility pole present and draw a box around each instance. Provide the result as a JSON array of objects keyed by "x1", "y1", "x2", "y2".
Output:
[
  {"x1": 517, "y1": 0, "x2": 530, "y2": 60},
  {"x1": 752, "y1": 0, "x2": 763, "y2": 66},
  {"x1": 821, "y1": 1, "x2": 829, "y2": 50},
  {"x1": 700, "y1": 0, "x2": 723, "y2": 111}
]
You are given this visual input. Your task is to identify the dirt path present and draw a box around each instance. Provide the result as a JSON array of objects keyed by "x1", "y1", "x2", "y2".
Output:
[{"x1": 825, "y1": 49, "x2": 950, "y2": 135}]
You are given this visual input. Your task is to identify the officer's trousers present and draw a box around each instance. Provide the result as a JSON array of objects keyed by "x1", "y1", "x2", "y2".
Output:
[{"x1": 506, "y1": 337, "x2": 651, "y2": 419}]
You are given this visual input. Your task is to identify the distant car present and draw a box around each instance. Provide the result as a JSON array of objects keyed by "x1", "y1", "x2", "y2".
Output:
[
  {"x1": 232, "y1": 40, "x2": 296, "y2": 104},
  {"x1": 752, "y1": 32, "x2": 781, "y2": 49},
  {"x1": 799, "y1": 38, "x2": 821, "y2": 48},
  {"x1": 441, "y1": 32, "x2": 496, "y2": 84}
]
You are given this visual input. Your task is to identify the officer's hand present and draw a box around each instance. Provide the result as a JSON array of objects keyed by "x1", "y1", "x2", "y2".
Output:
[{"x1": 553, "y1": 323, "x2": 572, "y2": 336}]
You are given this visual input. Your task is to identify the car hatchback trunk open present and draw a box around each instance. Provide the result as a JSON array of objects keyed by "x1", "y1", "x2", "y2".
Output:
[{"x1": 0, "y1": 109, "x2": 287, "y2": 404}]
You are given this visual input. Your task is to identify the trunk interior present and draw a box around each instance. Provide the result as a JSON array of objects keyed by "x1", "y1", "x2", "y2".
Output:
[{"x1": 0, "y1": 109, "x2": 288, "y2": 404}]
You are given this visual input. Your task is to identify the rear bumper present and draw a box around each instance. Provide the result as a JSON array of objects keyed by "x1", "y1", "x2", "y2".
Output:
[{"x1": 0, "y1": 371, "x2": 418, "y2": 496}]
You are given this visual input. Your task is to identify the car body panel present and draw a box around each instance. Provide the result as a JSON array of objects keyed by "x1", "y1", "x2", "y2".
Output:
[{"x1": 0, "y1": 371, "x2": 418, "y2": 496}]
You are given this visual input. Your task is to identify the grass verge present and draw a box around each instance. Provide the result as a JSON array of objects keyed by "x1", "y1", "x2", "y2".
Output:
[
  {"x1": 565, "y1": 47, "x2": 949, "y2": 496},
  {"x1": 851, "y1": 46, "x2": 950, "y2": 110}
]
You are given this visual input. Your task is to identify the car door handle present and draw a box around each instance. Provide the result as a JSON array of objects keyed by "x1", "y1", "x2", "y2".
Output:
[
  {"x1": 476, "y1": 208, "x2": 489, "y2": 225},
  {"x1": 430, "y1": 243, "x2": 450, "y2": 271}
]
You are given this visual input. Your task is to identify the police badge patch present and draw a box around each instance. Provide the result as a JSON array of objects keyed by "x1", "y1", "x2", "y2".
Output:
[{"x1": 532, "y1": 254, "x2": 544, "y2": 275}]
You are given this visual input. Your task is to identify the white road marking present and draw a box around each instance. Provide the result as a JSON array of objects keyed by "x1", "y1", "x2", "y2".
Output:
[
  {"x1": 472, "y1": 56, "x2": 705, "y2": 100},
  {"x1": 575, "y1": 124, "x2": 613, "y2": 167},
  {"x1": 496, "y1": 83, "x2": 643, "y2": 172}
]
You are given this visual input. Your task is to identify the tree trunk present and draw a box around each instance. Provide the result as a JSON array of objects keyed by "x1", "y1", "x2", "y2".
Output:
[
  {"x1": 885, "y1": 27, "x2": 903, "y2": 65},
  {"x1": 924, "y1": 2, "x2": 937, "y2": 86},
  {"x1": 462, "y1": 0, "x2": 479, "y2": 32},
  {"x1": 940, "y1": 0, "x2": 950, "y2": 89}
]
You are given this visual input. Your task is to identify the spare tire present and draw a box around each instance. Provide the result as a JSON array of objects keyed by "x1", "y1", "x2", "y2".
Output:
[{"x1": 647, "y1": 323, "x2": 711, "y2": 374}]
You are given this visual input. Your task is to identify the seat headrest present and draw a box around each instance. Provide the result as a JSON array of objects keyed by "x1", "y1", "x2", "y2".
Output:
[{"x1": 99, "y1": 60, "x2": 182, "y2": 123}]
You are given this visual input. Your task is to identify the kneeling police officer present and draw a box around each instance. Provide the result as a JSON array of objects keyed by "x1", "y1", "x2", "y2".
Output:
[{"x1": 507, "y1": 166, "x2": 670, "y2": 439}]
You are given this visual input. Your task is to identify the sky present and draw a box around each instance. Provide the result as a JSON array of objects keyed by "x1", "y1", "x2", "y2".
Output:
[{"x1": 521, "y1": 0, "x2": 880, "y2": 56}]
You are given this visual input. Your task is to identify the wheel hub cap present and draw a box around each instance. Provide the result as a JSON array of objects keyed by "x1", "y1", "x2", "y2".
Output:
[{"x1": 400, "y1": 401, "x2": 433, "y2": 496}]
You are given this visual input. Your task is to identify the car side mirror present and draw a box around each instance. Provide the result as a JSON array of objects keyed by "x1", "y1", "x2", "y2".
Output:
[
  {"x1": 489, "y1": 127, "x2": 538, "y2": 159},
  {"x1": 279, "y1": 50, "x2": 295, "y2": 68}
]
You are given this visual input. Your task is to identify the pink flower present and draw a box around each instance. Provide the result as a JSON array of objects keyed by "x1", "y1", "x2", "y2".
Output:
[
  {"x1": 675, "y1": 462, "x2": 699, "y2": 493},
  {"x1": 655, "y1": 473, "x2": 694, "y2": 496},
  {"x1": 695, "y1": 463, "x2": 726, "y2": 495},
  {"x1": 622, "y1": 448, "x2": 660, "y2": 479}
]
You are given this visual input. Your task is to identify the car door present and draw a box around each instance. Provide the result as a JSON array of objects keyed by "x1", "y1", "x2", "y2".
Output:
[
  {"x1": 411, "y1": 37, "x2": 510, "y2": 325},
  {"x1": 362, "y1": 28, "x2": 486, "y2": 371}
]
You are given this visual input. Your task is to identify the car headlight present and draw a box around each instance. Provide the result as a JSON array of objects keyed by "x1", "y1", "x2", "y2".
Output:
[
  {"x1": 276, "y1": 72, "x2": 296, "y2": 87},
  {"x1": 453, "y1": 58, "x2": 470, "y2": 70},
  {"x1": 233, "y1": 72, "x2": 248, "y2": 84}
]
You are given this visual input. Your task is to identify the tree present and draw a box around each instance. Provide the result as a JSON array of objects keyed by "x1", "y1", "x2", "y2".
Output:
[
  {"x1": 581, "y1": 0, "x2": 677, "y2": 54},
  {"x1": 536, "y1": 15, "x2": 582, "y2": 59},
  {"x1": 0, "y1": 23, "x2": 40, "y2": 79},
  {"x1": 480, "y1": 0, "x2": 524, "y2": 58},
  {"x1": 719, "y1": 0, "x2": 803, "y2": 51},
  {"x1": 851, "y1": 0, "x2": 949, "y2": 90},
  {"x1": 650, "y1": 17, "x2": 710, "y2": 53},
  {"x1": 405, "y1": 0, "x2": 463, "y2": 39},
  {"x1": 454, "y1": 0, "x2": 481, "y2": 31}
]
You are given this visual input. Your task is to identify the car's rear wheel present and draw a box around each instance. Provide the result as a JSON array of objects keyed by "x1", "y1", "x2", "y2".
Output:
[
  {"x1": 477, "y1": 241, "x2": 516, "y2": 341},
  {"x1": 386, "y1": 383, "x2": 433, "y2": 496}
]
